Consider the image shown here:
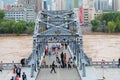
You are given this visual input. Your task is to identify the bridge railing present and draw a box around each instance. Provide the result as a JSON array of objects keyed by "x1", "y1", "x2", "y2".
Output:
[
  {"x1": 0, "y1": 61, "x2": 21, "y2": 70},
  {"x1": 91, "y1": 61, "x2": 118, "y2": 68}
]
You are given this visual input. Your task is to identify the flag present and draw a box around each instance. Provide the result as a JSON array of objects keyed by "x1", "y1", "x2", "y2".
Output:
[{"x1": 79, "y1": 7, "x2": 83, "y2": 23}]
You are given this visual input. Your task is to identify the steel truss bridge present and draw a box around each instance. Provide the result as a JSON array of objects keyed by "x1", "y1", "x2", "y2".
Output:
[{"x1": 29, "y1": 10, "x2": 91, "y2": 79}]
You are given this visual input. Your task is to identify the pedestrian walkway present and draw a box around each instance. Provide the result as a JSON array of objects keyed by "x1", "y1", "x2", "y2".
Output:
[{"x1": 36, "y1": 43, "x2": 81, "y2": 80}]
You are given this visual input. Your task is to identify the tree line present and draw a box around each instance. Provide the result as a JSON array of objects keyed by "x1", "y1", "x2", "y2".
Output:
[
  {"x1": 0, "y1": 10, "x2": 34, "y2": 35},
  {"x1": 91, "y1": 12, "x2": 120, "y2": 33}
]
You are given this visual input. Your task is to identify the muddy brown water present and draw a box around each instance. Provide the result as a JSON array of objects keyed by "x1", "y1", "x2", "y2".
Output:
[{"x1": 0, "y1": 35, "x2": 120, "y2": 63}]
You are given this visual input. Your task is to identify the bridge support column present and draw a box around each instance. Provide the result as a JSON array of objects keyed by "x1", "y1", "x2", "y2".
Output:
[
  {"x1": 31, "y1": 64, "x2": 34, "y2": 78},
  {"x1": 82, "y1": 62, "x2": 86, "y2": 77},
  {"x1": 79, "y1": 49, "x2": 83, "y2": 70}
]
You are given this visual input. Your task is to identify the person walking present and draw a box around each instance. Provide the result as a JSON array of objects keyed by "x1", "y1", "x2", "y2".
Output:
[
  {"x1": 63, "y1": 53, "x2": 67, "y2": 67},
  {"x1": 48, "y1": 50, "x2": 52, "y2": 60},
  {"x1": 22, "y1": 72, "x2": 27, "y2": 80},
  {"x1": 50, "y1": 61, "x2": 56, "y2": 73},
  {"x1": 56, "y1": 52, "x2": 59, "y2": 62},
  {"x1": 65, "y1": 43, "x2": 68, "y2": 49},
  {"x1": 42, "y1": 56, "x2": 46, "y2": 67},
  {"x1": 118, "y1": 58, "x2": 120, "y2": 68},
  {"x1": 60, "y1": 52, "x2": 64, "y2": 68},
  {"x1": 21, "y1": 58, "x2": 25, "y2": 67},
  {"x1": 68, "y1": 58, "x2": 72, "y2": 69},
  {"x1": 0, "y1": 64, "x2": 3, "y2": 72},
  {"x1": 16, "y1": 67, "x2": 21, "y2": 78}
]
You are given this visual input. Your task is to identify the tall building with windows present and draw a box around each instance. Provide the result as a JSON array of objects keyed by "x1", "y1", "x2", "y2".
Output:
[
  {"x1": 20, "y1": 0, "x2": 36, "y2": 22},
  {"x1": 5, "y1": 4, "x2": 26, "y2": 21},
  {"x1": 0, "y1": 0, "x2": 4, "y2": 9},
  {"x1": 114, "y1": 0, "x2": 118, "y2": 10},
  {"x1": 37, "y1": 0, "x2": 42, "y2": 11},
  {"x1": 81, "y1": 0, "x2": 95, "y2": 24},
  {"x1": 56, "y1": 0, "x2": 66, "y2": 10},
  {"x1": 94, "y1": 0, "x2": 115, "y2": 12},
  {"x1": 117, "y1": 0, "x2": 120, "y2": 11},
  {"x1": 94, "y1": 0, "x2": 108, "y2": 11}
]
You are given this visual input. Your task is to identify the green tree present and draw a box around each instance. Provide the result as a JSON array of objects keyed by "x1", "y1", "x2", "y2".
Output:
[
  {"x1": 95, "y1": 14, "x2": 103, "y2": 21},
  {"x1": 12, "y1": 21, "x2": 26, "y2": 34},
  {"x1": 91, "y1": 19, "x2": 99, "y2": 32},
  {"x1": 0, "y1": 10, "x2": 5, "y2": 20},
  {"x1": 107, "y1": 21, "x2": 116, "y2": 33},
  {"x1": 28, "y1": 22, "x2": 34, "y2": 27},
  {"x1": 7, "y1": 20, "x2": 16, "y2": 33},
  {"x1": 26, "y1": 22, "x2": 35, "y2": 34},
  {"x1": 19, "y1": 20, "x2": 26, "y2": 30},
  {"x1": 115, "y1": 17, "x2": 120, "y2": 32},
  {"x1": 0, "y1": 21, "x2": 8, "y2": 33}
]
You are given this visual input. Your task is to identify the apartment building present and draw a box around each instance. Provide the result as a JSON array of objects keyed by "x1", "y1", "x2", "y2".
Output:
[{"x1": 5, "y1": 4, "x2": 26, "y2": 21}]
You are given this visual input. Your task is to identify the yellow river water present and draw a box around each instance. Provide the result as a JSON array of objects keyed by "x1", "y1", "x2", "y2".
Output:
[{"x1": 0, "y1": 35, "x2": 120, "y2": 63}]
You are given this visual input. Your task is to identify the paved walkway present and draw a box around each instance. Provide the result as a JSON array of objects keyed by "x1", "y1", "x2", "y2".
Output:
[
  {"x1": 36, "y1": 43, "x2": 81, "y2": 80},
  {"x1": 94, "y1": 67, "x2": 120, "y2": 80}
]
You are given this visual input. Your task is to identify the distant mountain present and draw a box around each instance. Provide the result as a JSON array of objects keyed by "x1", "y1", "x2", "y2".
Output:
[{"x1": 3, "y1": 0, "x2": 17, "y2": 4}]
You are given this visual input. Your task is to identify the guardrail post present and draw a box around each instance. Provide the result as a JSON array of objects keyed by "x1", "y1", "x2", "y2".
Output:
[
  {"x1": 112, "y1": 59, "x2": 115, "y2": 68},
  {"x1": 89, "y1": 58, "x2": 92, "y2": 66},
  {"x1": 12, "y1": 61, "x2": 14, "y2": 69},
  {"x1": 24, "y1": 59, "x2": 26, "y2": 67},
  {"x1": 1, "y1": 61, "x2": 3, "y2": 70},
  {"x1": 31, "y1": 64, "x2": 34, "y2": 78},
  {"x1": 82, "y1": 62, "x2": 86, "y2": 77},
  {"x1": 81, "y1": 59, "x2": 86, "y2": 77}
]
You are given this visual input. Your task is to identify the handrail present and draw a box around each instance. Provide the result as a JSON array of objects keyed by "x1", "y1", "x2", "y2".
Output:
[
  {"x1": 91, "y1": 61, "x2": 118, "y2": 67},
  {"x1": 0, "y1": 61, "x2": 21, "y2": 70}
]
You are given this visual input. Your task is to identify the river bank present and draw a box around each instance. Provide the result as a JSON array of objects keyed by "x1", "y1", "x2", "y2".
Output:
[{"x1": 0, "y1": 34, "x2": 33, "y2": 36}]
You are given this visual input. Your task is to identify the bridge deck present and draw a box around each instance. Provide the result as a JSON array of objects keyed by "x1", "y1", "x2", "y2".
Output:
[{"x1": 36, "y1": 43, "x2": 81, "y2": 80}]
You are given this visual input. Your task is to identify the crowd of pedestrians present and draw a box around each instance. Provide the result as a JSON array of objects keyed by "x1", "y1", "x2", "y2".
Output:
[
  {"x1": 10, "y1": 65, "x2": 27, "y2": 80},
  {"x1": 40, "y1": 40, "x2": 74, "y2": 74}
]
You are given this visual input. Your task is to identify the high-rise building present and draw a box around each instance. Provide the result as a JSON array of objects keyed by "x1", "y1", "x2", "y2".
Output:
[
  {"x1": 108, "y1": 0, "x2": 114, "y2": 10},
  {"x1": 94, "y1": 0, "x2": 116, "y2": 12},
  {"x1": 17, "y1": 0, "x2": 21, "y2": 4},
  {"x1": 56, "y1": 0, "x2": 66, "y2": 10},
  {"x1": 0, "y1": 0, "x2": 4, "y2": 9},
  {"x1": 79, "y1": 0, "x2": 96, "y2": 24},
  {"x1": 65, "y1": 0, "x2": 73, "y2": 10},
  {"x1": 41, "y1": 0, "x2": 66, "y2": 10},
  {"x1": 88, "y1": 0, "x2": 94, "y2": 8},
  {"x1": 20, "y1": 0, "x2": 36, "y2": 22},
  {"x1": 114, "y1": 0, "x2": 119, "y2": 10},
  {"x1": 42, "y1": 0, "x2": 46, "y2": 10},
  {"x1": 79, "y1": 0, "x2": 83, "y2": 7},
  {"x1": 37, "y1": 0, "x2": 42, "y2": 11},
  {"x1": 117, "y1": 0, "x2": 120, "y2": 11}
]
